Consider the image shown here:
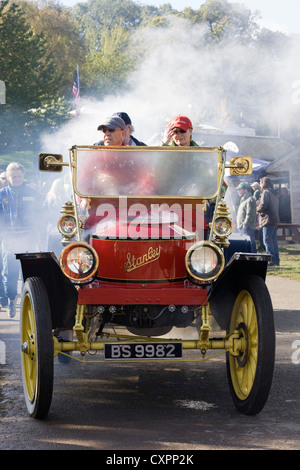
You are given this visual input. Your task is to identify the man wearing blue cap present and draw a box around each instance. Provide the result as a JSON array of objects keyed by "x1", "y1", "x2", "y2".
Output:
[
  {"x1": 95, "y1": 112, "x2": 146, "y2": 146},
  {"x1": 97, "y1": 116, "x2": 127, "y2": 146},
  {"x1": 236, "y1": 181, "x2": 257, "y2": 252}
]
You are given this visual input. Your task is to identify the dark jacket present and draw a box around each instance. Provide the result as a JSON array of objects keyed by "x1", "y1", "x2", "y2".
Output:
[
  {"x1": 0, "y1": 183, "x2": 43, "y2": 233},
  {"x1": 237, "y1": 192, "x2": 257, "y2": 230},
  {"x1": 257, "y1": 189, "x2": 279, "y2": 227},
  {"x1": 95, "y1": 135, "x2": 147, "y2": 146}
]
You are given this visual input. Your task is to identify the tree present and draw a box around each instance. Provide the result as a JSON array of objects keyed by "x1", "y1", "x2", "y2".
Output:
[
  {"x1": 0, "y1": 1, "x2": 59, "y2": 108},
  {"x1": 180, "y1": 0, "x2": 261, "y2": 45},
  {"x1": 73, "y1": 0, "x2": 147, "y2": 97},
  {"x1": 0, "y1": 1, "x2": 69, "y2": 150},
  {"x1": 84, "y1": 24, "x2": 134, "y2": 98},
  {"x1": 74, "y1": 0, "x2": 144, "y2": 52},
  {"x1": 20, "y1": 0, "x2": 86, "y2": 95}
]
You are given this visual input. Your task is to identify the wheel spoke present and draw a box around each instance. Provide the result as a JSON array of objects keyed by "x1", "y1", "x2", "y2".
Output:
[
  {"x1": 20, "y1": 277, "x2": 54, "y2": 418},
  {"x1": 28, "y1": 360, "x2": 36, "y2": 400},
  {"x1": 248, "y1": 303, "x2": 257, "y2": 336},
  {"x1": 230, "y1": 289, "x2": 258, "y2": 400},
  {"x1": 241, "y1": 367, "x2": 249, "y2": 395}
]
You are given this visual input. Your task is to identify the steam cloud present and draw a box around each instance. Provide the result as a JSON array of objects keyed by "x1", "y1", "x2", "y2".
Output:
[{"x1": 41, "y1": 15, "x2": 300, "y2": 153}]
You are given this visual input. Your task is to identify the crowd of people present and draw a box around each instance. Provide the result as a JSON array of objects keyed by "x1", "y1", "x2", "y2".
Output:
[
  {"x1": 235, "y1": 177, "x2": 292, "y2": 267},
  {"x1": 0, "y1": 162, "x2": 44, "y2": 317},
  {"x1": 0, "y1": 112, "x2": 292, "y2": 316}
]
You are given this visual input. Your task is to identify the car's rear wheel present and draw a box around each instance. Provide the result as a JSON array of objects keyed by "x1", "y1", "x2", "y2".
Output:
[
  {"x1": 226, "y1": 275, "x2": 275, "y2": 415},
  {"x1": 20, "y1": 277, "x2": 53, "y2": 419}
]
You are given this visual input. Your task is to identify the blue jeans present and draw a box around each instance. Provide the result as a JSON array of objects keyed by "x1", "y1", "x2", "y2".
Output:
[
  {"x1": 262, "y1": 225, "x2": 279, "y2": 265},
  {"x1": 1, "y1": 241, "x2": 20, "y2": 301},
  {"x1": 0, "y1": 242, "x2": 7, "y2": 306}
]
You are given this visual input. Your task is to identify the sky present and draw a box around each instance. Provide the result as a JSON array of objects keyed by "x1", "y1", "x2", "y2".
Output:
[{"x1": 60, "y1": 0, "x2": 300, "y2": 35}]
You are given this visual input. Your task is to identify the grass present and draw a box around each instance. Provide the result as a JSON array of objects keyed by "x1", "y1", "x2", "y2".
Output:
[{"x1": 267, "y1": 245, "x2": 300, "y2": 281}]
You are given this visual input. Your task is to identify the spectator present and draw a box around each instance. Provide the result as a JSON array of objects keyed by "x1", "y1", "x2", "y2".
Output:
[
  {"x1": 95, "y1": 112, "x2": 146, "y2": 146},
  {"x1": 0, "y1": 171, "x2": 8, "y2": 309},
  {"x1": 251, "y1": 182, "x2": 261, "y2": 201},
  {"x1": 251, "y1": 181, "x2": 263, "y2": 250},
  {"x1": 97, "y1": 116, "x2": 127, "y2": 146},
  {"x1": 78, "y1": 116, "x2": 155, "y2": 214},
  {"x1": 0, "y1": 171, "x2": 7, "y2": 189},
  {"x1": 0, "y1": 162, "x2": 43, "y2": 317},
  {"x1": 44, "y1": 175, "x2": 72, "y2": 257},
  {"x1": 257, "y1": 177, "x2": 280, "y2": 266},
  {"x1": 278, "y1": 187, "x2": 291, "y2": 223},
  {"x1": 161, "y1": 115, "x2": 199, "y2": 147},
  {"x1": 236, "y1": 181, "x2": 257, "y2": 252}
]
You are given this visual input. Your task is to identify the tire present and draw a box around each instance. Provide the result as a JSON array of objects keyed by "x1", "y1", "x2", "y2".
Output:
[
  {"x1": 20, "y1": 277, "x2": 53, "y2": 419},
  {"x1": 226, "y1": 275, "x2": 275, "y2": 415}
]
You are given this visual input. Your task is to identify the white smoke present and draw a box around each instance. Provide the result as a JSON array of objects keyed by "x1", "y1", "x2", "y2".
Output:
[
  {"x1": 41, "y1": 14, "x2": 300, "y2": 158},
  {"x1": 41, "y1": 17, "x2": 213, "y2": 154}
]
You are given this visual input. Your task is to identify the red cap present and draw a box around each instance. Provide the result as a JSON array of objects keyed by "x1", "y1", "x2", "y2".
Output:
[{"x1": 167, "y1": 115, "x2": 193, "y2": 131}]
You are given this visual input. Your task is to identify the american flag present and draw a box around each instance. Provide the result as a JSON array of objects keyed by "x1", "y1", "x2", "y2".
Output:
[{"x1": 72, "y1": 65, "x2": 80, "y2": 117}]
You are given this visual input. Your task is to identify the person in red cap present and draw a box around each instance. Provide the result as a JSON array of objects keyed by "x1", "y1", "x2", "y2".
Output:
[{"x1": 162, "y1": 115, "x2": 198, "y2": 147}]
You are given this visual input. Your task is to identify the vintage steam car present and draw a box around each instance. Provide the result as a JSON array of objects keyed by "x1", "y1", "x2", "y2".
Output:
[{"x1": 17, "y1": 145, "x2": 275, "y2": 419}]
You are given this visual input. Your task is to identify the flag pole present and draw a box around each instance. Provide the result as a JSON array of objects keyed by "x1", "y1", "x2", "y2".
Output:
[
  {"x1": 72, "y1": 64, "x2": 80, "y2": 117},
  {"x1": 76, "y1": 64, "x2": 80, "y2": 96},
  {"x1": 76, "y1": 64, "x2": 80, "y2": 117}
]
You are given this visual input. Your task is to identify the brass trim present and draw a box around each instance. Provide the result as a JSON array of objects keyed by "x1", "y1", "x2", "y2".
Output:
[
  {"x1": 71, "y1": 145, "x2": 224, "y2": 201},
  {"x1": 59, "y1": 242, "x2": 99, "y2": 282},
  {"x1": 185, "y1": 240, "x2": 225, "y2": 282}
]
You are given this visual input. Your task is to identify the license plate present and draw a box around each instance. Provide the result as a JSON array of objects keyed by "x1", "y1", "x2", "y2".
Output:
[{"x1": 104, "y1": 342, "x2": 182, "y2": 360}]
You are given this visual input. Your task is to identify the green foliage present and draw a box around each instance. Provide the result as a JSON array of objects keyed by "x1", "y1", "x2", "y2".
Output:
[
  {"x1": 20, "y1": 0, "x2": 86, "y2": 94},
  {"x1": 0, "y1": 1, "x2": 71, "y2": 150},
  {"x1": 196, "y1": 0, "x2": 262, "y2": 44},
  {"x1": 0, "y1": 2, "x2": 59, "y2": 108},
  {"x1": 83, "y1": 24, "x2": 134, "y2": 98},
  {"x1": 0, "y1": 0, "x2": 296, "y2": 153},
  {"x1": 74, "y1": 0, "x2": 144, "y2": 51}
]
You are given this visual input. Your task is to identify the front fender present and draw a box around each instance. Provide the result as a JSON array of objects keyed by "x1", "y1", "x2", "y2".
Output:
[
  {"x1": 209, "y1": 253, "x2": 271, "y2": 330},
  {"x1": 16, "y1": 252, "x2": 78, "y2": 329}
]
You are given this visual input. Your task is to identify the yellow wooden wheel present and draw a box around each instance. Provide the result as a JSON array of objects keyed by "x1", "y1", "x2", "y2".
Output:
[
  {"x1": 228, "y1": 289, "x2": 258, "y2": 400},
  {"x1": 20, "y1": 277, "x2": 53, "y2": 419},
  {"x1": 21, "y1": 292, "x2": 37, "y2": 403},
  {"x1": 226, "y1": 275, "x2": 275, "y2": 415}
]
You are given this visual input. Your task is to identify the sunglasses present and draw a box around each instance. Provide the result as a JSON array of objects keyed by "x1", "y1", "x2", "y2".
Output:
[
  {"x1": 172, "y1": 129, "x2": 187, "y2": 134},
  {"x1": 102, "y1": 128, "x2": 116, "y2": 133},
  {"x1": 102, "y1": 127, "x2": 124, "y2": 133}
]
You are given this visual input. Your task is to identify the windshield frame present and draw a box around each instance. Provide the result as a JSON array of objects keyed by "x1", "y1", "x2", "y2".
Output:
[{"x1": 71, "y1": 145, "x2": 225, "y2": 202}]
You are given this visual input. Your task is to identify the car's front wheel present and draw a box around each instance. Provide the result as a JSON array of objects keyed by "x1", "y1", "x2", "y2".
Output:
[
  {"x1": 226, "y1": 275, "x2": 275, "y2": 415},
  {"x1": 20, "y1": 277, "x2": 53, "y2": 419}
]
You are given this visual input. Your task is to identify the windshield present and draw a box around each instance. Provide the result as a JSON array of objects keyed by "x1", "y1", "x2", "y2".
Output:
[{"x1": 74, "y1": 146, "x2": 221, "y2": 199}]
